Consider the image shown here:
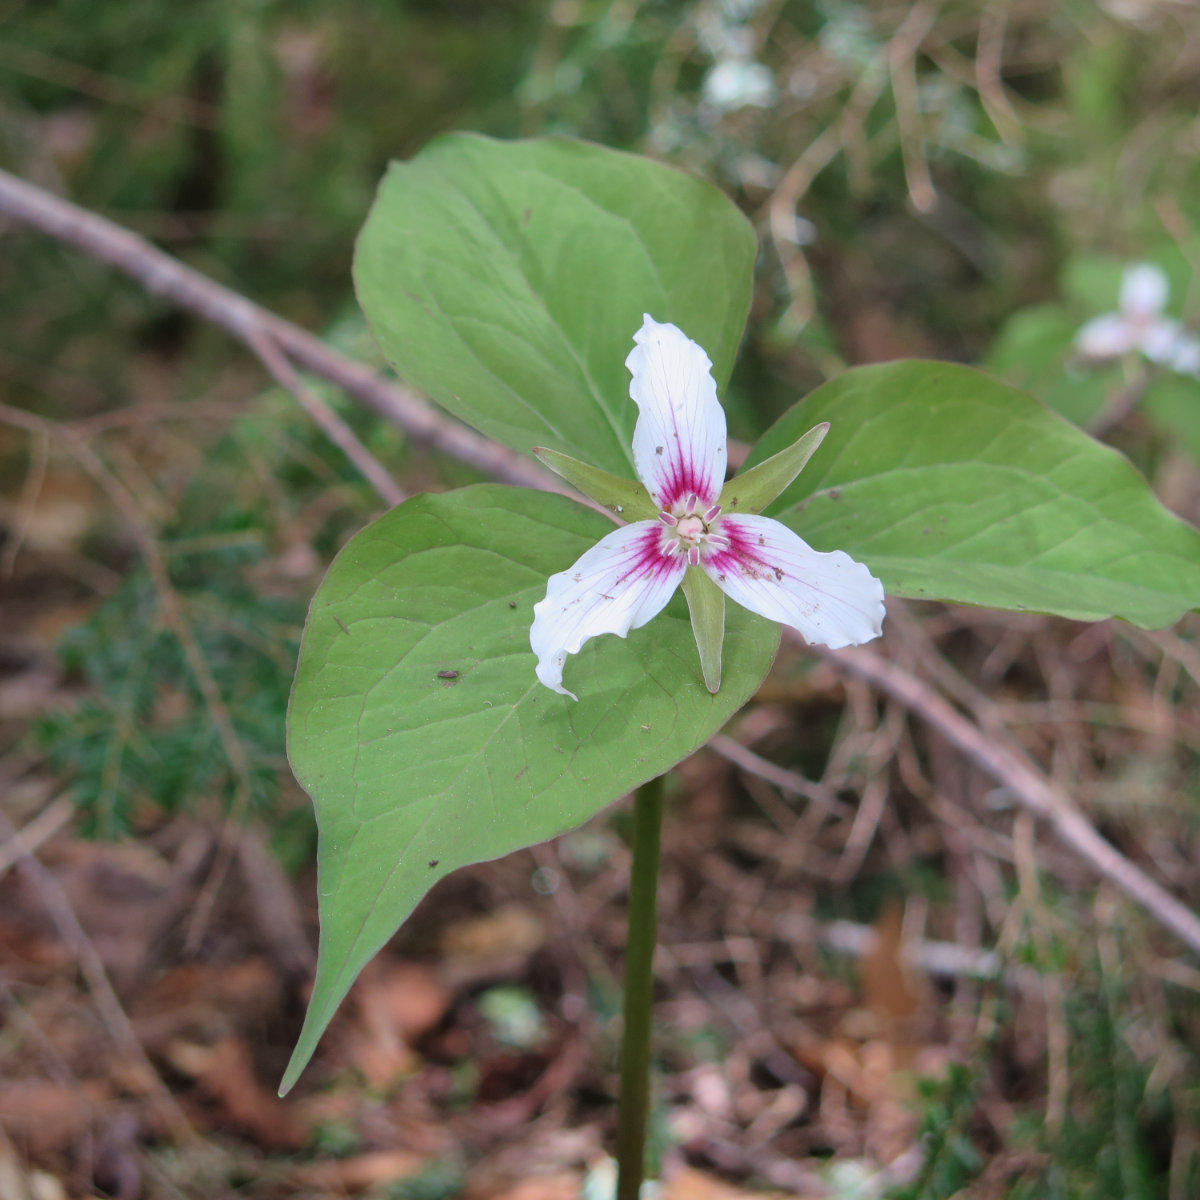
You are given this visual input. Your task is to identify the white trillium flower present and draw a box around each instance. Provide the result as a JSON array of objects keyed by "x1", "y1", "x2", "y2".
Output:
[
  {"x1": 1074, "y1": 262, "x2": 1200, "y2": 376},
  {"x1": 529, "y1": 315, "x2": 885, "y2": 701},
  {"x1": 702, "y1": 60, "x2": 777, "y2": 111}
]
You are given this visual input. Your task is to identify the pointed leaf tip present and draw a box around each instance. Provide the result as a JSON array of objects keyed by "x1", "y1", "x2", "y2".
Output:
[
  {"x1": 283, "y1": 486, "x2": 780, "y2": 1088},
  {"x1": 720, "y1": 421, "x2": 830, "y2": 514},
  {"x1": 533, "y1": 447, "x2": 658, "y2": 520},
  {"x1": 681, "y1": 566, "x2": 725, "y2": 693}
]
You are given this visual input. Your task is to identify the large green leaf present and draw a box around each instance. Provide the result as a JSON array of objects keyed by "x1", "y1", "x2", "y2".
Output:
[
  {"x1": 280, "y1": 486, "x2": 778, "y2": 1092},
  {"x1": 354, "y1": 133, "x2": 756, "y2": 476},
  {"x1": 745, "y1": 361, "x2": 1200, "y2": 627}
]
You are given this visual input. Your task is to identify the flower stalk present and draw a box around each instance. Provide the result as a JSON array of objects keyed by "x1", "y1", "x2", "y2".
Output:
[{"x1": 615, "y1": 774, "x2": 665, "y2": 1200}]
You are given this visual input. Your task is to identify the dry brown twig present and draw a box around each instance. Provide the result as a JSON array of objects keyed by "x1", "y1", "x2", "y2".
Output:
[
  {"x1": 813, "y1": 638, "x2": 1200, "y2": 957},
  {"x1": 0, "y1": 400, "x2": 262, "y2": 947},
  {"x1": 0, "y1": 805, "x2": 198, "y2": 1144},
  {"x1": 0, "y1": 423, "x2": 49, "y2": 579},
  {"x1": 707, "y1": 733, "x2": 848, "y2": 817},
  {"x1": 888, "y1": 1, "x2": 941, "y2": 215},
  {"x1": 0, "y1": 166, "x2": 564, "y2": 497},
  {"x1": 243, "y1": 326, "x2": 405, "y2": 508},
  {"x1": 2, "y1": 166, "x2": 1198, "y2": 962},
  {"x1": 0, "y1": 796, "x2": 75, "y2": 882}
]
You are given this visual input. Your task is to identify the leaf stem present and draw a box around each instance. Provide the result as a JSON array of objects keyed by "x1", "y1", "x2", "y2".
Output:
[{"x1": 616, "y1": 773, "x2": 665, "y2": 1200}]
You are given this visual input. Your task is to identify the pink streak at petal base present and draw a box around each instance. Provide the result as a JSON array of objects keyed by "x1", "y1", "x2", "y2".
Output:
[
  {"x1": 702, "y1": 514, "x2": 885, "y2": 649},
  {"x1": 529, "y1": 519, "x2": 687, "y2": 699},
  {"x1": 628, "y1": 316, "x2": 727, "y2": 513}
]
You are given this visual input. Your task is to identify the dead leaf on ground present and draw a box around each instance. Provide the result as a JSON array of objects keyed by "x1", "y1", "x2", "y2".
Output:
[
  {"x1": 165, "y1": 1035, "x2": 305, "y2": 1150},
  {"x1": 134, "y1": 958, "x2": 283, "y2": 1049},
  {"x1": 476, "y1": 1169, "x2": 582, "y2": 1200},
  {"x1": 290, "y1": 1149, "x2": 428, "y2": 1191},
  {"x1": 344, "y1": 960, "x2": 452, "y2": 1087},
  {"x1": 663, "y1": 1166, "x2": 795, "y2": 1200},
  {"x1": 0, "y1": 1080, "x2": 106, "y2": 1159},
  {"x1": 441, "y1": 904, "x2": 546, "y2": 964}
]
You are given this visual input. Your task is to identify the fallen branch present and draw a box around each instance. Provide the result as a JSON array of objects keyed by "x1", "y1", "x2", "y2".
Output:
[
  {"x1": 244, "y1": 325, "x2": 405, "y2": 507},
  {"x1": 815, "y1": 639, "x2": 1200, "y2": 956},
  {"x1": 0, "y1": 166, "x2": 563, "y2": 496}
]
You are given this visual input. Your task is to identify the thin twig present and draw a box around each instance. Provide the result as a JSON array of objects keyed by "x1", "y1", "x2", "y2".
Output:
[
  {"x1": 975, "y1": 0, "x2": 1022, "y2": 144},
  {"x1": 0, "y1": 403, "x2": 257, "y2": 807},
  {"x1": 0, "y1": 401, "x2": 260, "y2": 941},
  {"x1": 0, "y1": 797, "x2": 75, "y2": 883},
  {"x1": 0, "y1": 806, "x2": 197, "y2": 1144},
  {"x1": 244, "y1": 326, "x2": 404, "y2": 507},
  {"x1": 814, "y1": 639, "x2": 1200, "y2": 957},
  {"x1": 235, "y1": 824, "x2": 316, "y2": 981},
  {"x1": 888, "y1": 1, "x2": 941, "y2": 214},
  {"x1": 1012, "y1": 810, "x2": 1069, "y2": 1133},
  {"x1": 1, "y1": 424, "x2": 49, "y2": 579},
  {"x1": 0, "y1": 166, "x2": 565, "y2": 496},
  {"x1": 763, "y1": 46, "x2": 890, "y2": 338},
  {"x1": 707, "y1": 733, "x2": 849, "y2": 816}
]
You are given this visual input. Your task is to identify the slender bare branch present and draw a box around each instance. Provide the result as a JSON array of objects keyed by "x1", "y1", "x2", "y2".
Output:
[
  {"x1": 0, "y1": 805, "x2": 198, "y2": 1143},
  {"x1": 0, "y1": 166, "x2": 565, "y2": 496},
  {"x1": 707, "y1": 732, "x2": 848, "y2": 816},
  {"x1": 814, "y1": 639, "x2": 1200, "y2": 956},
  {"x1": 244, "y1": 325, "x2": 405, "y2": 507}
]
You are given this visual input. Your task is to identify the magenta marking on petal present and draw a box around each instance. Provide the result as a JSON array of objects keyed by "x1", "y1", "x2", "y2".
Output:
[
  {"x1": 611, "y1": 523, "x2": 684, "y2": 591},
  {"x1": 704, "y1": 518, "x2": 783, "y2": 583},
  {"x1": 653, "y1": 450, "x2": 721, "y2": 514}
]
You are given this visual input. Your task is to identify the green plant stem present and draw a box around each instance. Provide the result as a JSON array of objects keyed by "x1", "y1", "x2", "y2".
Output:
[{"x1": 616, "y1": 774, "x2": 665, "y2": 1200}]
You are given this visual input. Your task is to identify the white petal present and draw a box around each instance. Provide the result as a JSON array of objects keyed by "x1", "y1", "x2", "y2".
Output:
[
  {"x1": 530, "y1": 520, "x2": 687, "y2": 699},
  {"x1": 1141, "y1": 317, "x2": 1184, "y2": 364},
  {"x1": 1169, "y1": 334, "x2": 1200, "y2": 377},
  {"x1": 1120, "y1": 263, "x2": 1169, "y2": 318},
  {"x1": 703, "y1": 515, "x2": 884, "y2": 649},
  {"x1": 702, "y1": 60, "x2": 777, "y2": 111},
  {"x1": 627, "y1": 315, "x2": 727, "y2": 513},
  {"x1": 1075, "y1": 313, "x2": 1135, "y2": 359}
]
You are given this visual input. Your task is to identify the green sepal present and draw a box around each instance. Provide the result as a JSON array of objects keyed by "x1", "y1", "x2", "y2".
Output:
[
  {"x1": 681, "y1": 566, "x2": 725, "y2": 693},
  {"x1": 533, "y1": 447, "x2": 658, "y2": 521},
  {"x1": 718, "y1": 422, "x2": 830, "y2": 515}
]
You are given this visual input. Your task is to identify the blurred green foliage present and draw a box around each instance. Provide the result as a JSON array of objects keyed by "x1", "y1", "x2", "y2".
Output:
[{"x1": 36, "y1": 563, "x2": 297, "y2": 839}]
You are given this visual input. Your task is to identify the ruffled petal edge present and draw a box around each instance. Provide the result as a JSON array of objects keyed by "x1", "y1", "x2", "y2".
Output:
[{"x1": 530, "y1": 519, "x2": 687, "y2": 699}]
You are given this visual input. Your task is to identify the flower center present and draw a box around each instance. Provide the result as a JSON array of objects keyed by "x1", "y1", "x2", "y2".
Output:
[{"x1": 658, "y1": 494, "x2": 730, "y2": 566}]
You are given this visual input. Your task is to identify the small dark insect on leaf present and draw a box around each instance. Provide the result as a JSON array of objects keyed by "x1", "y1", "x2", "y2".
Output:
[
  {"x1": 428, "y1": 859, "x2": 439, "y2": 868},
  {"x1": 437, "y1": 669, "x2": 459, "y2": 680},
  {"x1": 508, "y1": 600, "x2": 517, "y2": 608}
]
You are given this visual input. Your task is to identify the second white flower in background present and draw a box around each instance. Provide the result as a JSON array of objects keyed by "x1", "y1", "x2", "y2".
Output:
[{"x1": 1074, "y1": 262, "x2": 1200, "y2": 378}]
